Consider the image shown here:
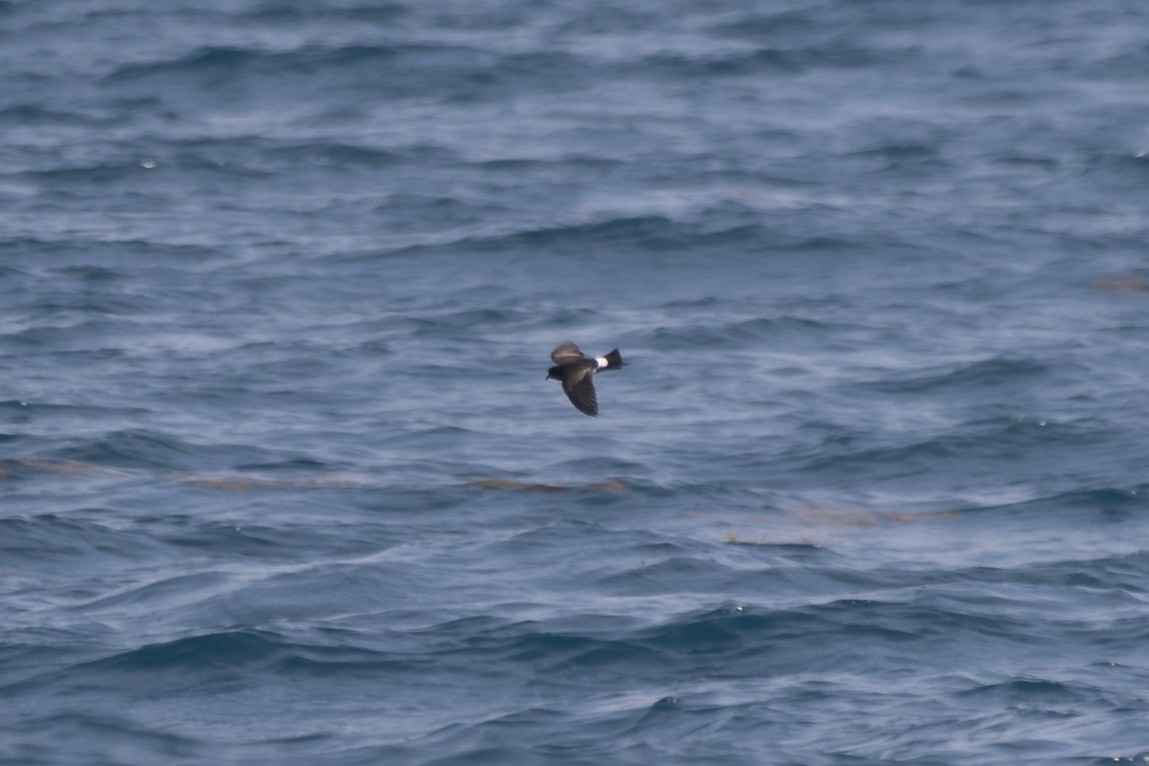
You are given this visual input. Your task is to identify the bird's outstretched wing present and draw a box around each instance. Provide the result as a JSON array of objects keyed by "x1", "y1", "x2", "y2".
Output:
[
  {"x1": 551, "y1": 341, "x2": 585, "y2": 365},
  {"x1": 563, "y1": 372, "x2": 598, "y2": 416}
]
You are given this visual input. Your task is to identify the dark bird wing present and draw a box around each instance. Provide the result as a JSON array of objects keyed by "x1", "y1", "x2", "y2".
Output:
[
  {"x1": 562, "y1": 367, "x2": 598, "y2": 416},
  {"x1": 551, "y1": 341, "x2": 585, "y2": 365}
]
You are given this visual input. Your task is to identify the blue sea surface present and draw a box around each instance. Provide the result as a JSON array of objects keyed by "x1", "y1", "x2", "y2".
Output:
[{"x1": 4, "y1": 1, "x2": 1149, "y2": 763}]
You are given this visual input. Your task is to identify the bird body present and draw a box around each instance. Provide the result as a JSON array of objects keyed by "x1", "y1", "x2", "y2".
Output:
[{"x1": 547, "y1": 341, "x2": 624, "y2": 416}]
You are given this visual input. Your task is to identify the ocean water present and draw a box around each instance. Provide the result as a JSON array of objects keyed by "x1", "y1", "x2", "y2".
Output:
[{"x1": 4, "y1": 0, "x2": 1149, "y2": 763}]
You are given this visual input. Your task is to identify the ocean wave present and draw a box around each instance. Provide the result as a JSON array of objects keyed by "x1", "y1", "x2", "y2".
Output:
[
  {"x1": 249, "y1": 2, "x2": 409, "y2": 24},
  {"x1": 0, "y1": 711, "x2": 199, "y2": 766},
  {"x1": 83, "y1": 630, "x2": 285, "y2": 673},
  {"x1": 47, "y1": 429, "x2": 297, "y2": 472},
  {"x1": 649, "y1": 315, "x2": 833, "y2": 351},
  {"x1": 261, "y1": 141, "x2": 400, "y2": 169},
  {"x1": 860, "y1": 356, "x2": 1052, "y2": 395},
  {"x1": 0, "y1": 513, "x2": 147, "y2": 562},
  {"x1": 98, "y1": 41, "x2": 597, "y2": 106}
]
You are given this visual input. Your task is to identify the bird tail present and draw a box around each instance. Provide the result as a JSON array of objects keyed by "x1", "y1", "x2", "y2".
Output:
[{"x1": 601, "y1": 349, "x2": 624, "y2": 370}]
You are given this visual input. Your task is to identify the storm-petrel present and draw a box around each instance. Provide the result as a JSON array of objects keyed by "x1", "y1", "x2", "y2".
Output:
[{"x1": 547, "y1": 341, "x2": 624, "y2": 416}]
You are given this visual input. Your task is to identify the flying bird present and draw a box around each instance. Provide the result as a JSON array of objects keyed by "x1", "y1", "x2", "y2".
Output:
[{"x1": 547, "y1": 341, "x2": 624, "y2": 416}]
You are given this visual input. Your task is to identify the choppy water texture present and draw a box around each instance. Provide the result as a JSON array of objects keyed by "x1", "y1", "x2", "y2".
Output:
[{"x1": 4, "y1": 1, "x2": 1149, "y2": 763}]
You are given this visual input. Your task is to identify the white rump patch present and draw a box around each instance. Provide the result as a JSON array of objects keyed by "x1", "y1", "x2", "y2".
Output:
[{"x1": 594, "y1": 356, "x2": 610, "y2": 369}]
